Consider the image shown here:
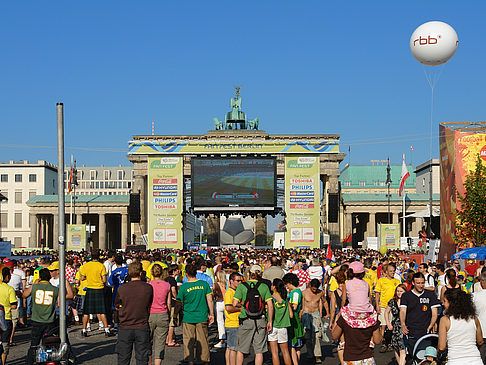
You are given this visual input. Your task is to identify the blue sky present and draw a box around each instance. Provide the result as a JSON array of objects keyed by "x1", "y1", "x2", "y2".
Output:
[{"x1": 0, "y1": 1, "x2": 484, "y2": 169}]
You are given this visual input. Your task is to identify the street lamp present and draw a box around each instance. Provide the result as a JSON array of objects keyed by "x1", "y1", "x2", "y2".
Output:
[
  {"x1": 0, "y1": 193, "x2": 7, "y2": 241},
  {"x1": 386, "y1": 158, "x2": 392, "y2": 224}
]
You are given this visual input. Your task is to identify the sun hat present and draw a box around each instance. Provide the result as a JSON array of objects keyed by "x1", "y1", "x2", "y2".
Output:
[
  {"x1": 349, "y1": 261, "x2": 365, "y2": 274},
  {"x1": 249, "y1": 264, "x2": 262, "y2": 273},
  {"x1": 424, "y1": 346, "x2": 437, "y2": 358}
]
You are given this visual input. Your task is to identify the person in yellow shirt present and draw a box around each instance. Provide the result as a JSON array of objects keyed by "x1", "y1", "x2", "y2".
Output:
[
  {"x1": 224, "y1": 272, "x2": 242, "y2": 365},
  {"x1": 72, "y1": 266, "x2": 88, "y2": 326},
  {"x1": 0, "y1": 267, "x2": 18, "y2": 364},
  {"x1": 146, "y1": 252, "x2": 168, "y2": 281},
  {"x1": 79, "y1": 250, "x2": 113, "y2": 337},
  {"x1": 374, "y1": 263, "x2": 400, "y2": 352},
  {"x1": 363, "y1": 258, "x2": 378, "y2": 297}
]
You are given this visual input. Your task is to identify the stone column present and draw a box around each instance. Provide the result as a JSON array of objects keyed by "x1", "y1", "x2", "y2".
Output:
[
  {"x1": 392, "y1": 213, "x2": 398, "y2": 224},
  {"x1": 367, "y1": 213, "x2": 376, "y2": 238},
  {"x1": 29, "y1": 214, "x2": 37, "y2": 249},
  {"x1": 133, "y1": 173, "x2": 146, "y2": 244},
  {"x1": 327, "y1": 173, "x2": 340, "y2": 245},
  {"x1": 345, "y1": 213, "x2": 352, "y2": 238},
  {"x1": 411, "y1": 218, "x2": 417, "y2": 237},
  {"x1": 254, "y1": 214, "x2": 267, "y2": 247},
  {"x1": 206, "y1": 214, "x2": 220, "y2": 246},
  {"x1": 320, "y1": 175, "x2": 328, "y2": 236},
  {"x1": 76, "y1": 214, "x2": 83, "y2": 225},
  {"x1": 99, "y1": 213, "x2": 106, "y2": 250},
  {"x1": 53, "y1": 214, "x2": 58, "y2": 250},
  {"x1": 121, "y1": 213, "x2": 128, "y2": 248}
]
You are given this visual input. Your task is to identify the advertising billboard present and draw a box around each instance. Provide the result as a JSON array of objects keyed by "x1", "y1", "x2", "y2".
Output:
[
  {"x1": 147, "y1": 156, "x2": 183, "y2": 249},
  {"x1": 378, "y1": 224, "x2": 400, "y2": 252},
  {"x1": 191, "y1": 158, "x2": 276, "y2": 211},
  {"x1": 284, "y1": 155, "x2": 320, "y2": 249},
  {"x1": 67, "y1": 224, "x2": 86, "y2": 251},
  {"x1": 439, "y1": 124, "x2": 486, "y2": 259}
]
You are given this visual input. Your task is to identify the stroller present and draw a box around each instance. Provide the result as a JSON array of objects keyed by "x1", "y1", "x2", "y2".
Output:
[
  {"x1": 409, "y1": 333, "x2": 444, "y2": 365},
  {"x1": 34, "y1": 325, "x2": 70, "y2": 365}
]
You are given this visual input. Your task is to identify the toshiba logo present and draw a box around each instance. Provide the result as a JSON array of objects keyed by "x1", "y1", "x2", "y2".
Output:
[{"x1": 413, "y1": 35, "x2": 439, "y2": 46}]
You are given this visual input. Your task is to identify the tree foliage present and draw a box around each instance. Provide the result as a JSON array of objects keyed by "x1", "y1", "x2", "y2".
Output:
[{"x1": 455, "y1": 154, "x2": 486, "y2": 248}]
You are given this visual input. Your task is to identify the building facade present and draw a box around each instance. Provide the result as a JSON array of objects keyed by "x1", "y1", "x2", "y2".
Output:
[
  {"x1": 339, "y1": 161, "x2": 439, "y2": 246},
  {"x1": 0, "y1": 160, "x2": 58, "y2": 247},
  {"x1": 64, "y1": 165, "x2": 133, "y2": 196}
]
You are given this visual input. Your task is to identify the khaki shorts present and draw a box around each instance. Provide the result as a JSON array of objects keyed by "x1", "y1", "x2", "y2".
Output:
[
  {"x1": 11, "y1": 308, "x2": 19, "y2": 327},
  {"x1": 236, "y1": 317, "x2": 268, "y2": 354},
  {"x1": 169, "y1": 306, "x2": 179, "y2": 327},
  {"x1": 378, "y1": 307, "x2": 390, "y2": 326}
]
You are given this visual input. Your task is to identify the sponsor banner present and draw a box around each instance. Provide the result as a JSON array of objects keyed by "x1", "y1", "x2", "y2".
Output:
[
  {"x1": 439, "y1": 125, "x2": 486, "y2": 259},
  {"x1": 378, "y1": 224, "x2": 400, "y2": 251},
  {"x1": 67, "y1": 224, "x2": 86, "y2": 251},
  {"x1": 129, "y1": 140, "x2": 339, "y2": 155},
  {"x1": 285, "y1": 155, "x2": 320, "y2": 248},
  {"x1": 148, "y1": 156, "x2": 183, "y2": 249}
]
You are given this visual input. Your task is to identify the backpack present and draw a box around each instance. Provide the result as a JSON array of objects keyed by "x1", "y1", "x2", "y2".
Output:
[{"x1": 242, "y1": 281, "x2": 264, "y2": 320}]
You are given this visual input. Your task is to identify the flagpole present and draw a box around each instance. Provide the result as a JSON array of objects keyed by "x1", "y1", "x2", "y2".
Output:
[
  {"x1": 70, "y1": 154, "x2": 73, "y2": 225},
  {"x1": 402, "y1": 190, "x2": 406, "y2": 239}
]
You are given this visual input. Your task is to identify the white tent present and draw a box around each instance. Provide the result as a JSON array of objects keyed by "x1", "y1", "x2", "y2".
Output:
[{"x1": 402, "y1": 204, "x2": 440, "y2": 219}]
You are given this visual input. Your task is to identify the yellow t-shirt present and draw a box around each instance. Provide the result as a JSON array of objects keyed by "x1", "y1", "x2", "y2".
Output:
[
  {"x1": 146, "y1": 261, "x2": 168, "y2": 281},
  {"x1": 328, "y1": 276, "x2": 338, "y2": 292},
  {"x1": 374, "y1": 276, "x2": 400, "y2": 308},
  {"x1": 141, "y1": 260, "x2": 151, "y2": 273},
  {"x1": 224, "y1": 288, "x2": 239, "y2": 328},
  {"x1": 79, "y1": 261, "x2": 107, "y2": 289},
  {"x1": 364, "y1": 268, "x2": 377, "y2": 294},
  {"x1": 75, "y1": 270, "x2": 88, "y2": 296},
  {"x1": 0, "y1": 282, "x2": 17, "y2": 320}
]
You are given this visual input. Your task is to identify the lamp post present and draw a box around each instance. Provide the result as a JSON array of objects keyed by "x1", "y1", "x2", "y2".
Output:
[
  {"x1": 0, "y1": 193, "x2": 7, "y2": 241},
  {"x1": 386, "y1": 158, "x2": 392, "y2": 224}
]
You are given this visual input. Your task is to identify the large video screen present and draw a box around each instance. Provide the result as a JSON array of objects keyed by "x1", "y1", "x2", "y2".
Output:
[{"x1": 192, "y1": 158, "x2": 276, "y2": 211}]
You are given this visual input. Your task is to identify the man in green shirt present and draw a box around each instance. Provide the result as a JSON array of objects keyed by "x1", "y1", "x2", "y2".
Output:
[
  {"x1": 232, "y1": 265, "x2": 274, "y2": 365},
  {"x1": 23, "y1": 268, "x2": 73, "y2": 365},
  {"x1": 177, "y1": 264, "x2": 214, "y2": 365}
]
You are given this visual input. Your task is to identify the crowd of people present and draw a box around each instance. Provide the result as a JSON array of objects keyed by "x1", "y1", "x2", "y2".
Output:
[{"x1": 0, "y1": 246, "x2": 486, "y2": 365}]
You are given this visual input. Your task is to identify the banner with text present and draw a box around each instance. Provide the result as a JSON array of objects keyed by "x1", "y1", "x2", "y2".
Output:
[
  {"x1": 378, "y1": 224, "x2": 400, "y2": 251},
  {"x1": 67, "y1": 224, "x2": 86, "y2": 251},
  {"x1": 148, "y1": 156, "x2": 183, "y2": 249},
  {"x1": 129, "y1": 140, "x2": 339, "y2": 155},
  {"x1": 285, "y1": 155, "x2": 320, "y2": 249}
]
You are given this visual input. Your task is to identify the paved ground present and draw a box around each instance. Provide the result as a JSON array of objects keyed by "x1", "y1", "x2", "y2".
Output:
[{"x1": 6, "y1": 323, "x2": 397, "y2": 364}]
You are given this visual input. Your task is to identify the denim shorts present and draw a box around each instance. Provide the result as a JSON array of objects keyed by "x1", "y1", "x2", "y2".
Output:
[{"x1": 225, "y1": 327, "x2": 239, "y2": 351}]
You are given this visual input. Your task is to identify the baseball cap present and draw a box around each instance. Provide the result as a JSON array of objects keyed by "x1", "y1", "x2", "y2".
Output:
[
  {"x1": 349, "y1": 261, "x2": 365, "y2": 274},
  {"x1": 3, "y1": 260, "x2": 13, "y2": 270},
  {"x1": 48, "y1": 261, "x2": 60, "y2": 271},
  {"x1": 424, "y1": 346, "x2": 437, "y2": 358},
  {"x1": 249, "y1": 265, "x2": 262, "y2": 274}
]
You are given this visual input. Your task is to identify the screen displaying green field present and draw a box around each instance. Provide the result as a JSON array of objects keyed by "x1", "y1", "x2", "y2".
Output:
[{"x1": 192, "y1": 158, "x2": 276, "y2": 209}]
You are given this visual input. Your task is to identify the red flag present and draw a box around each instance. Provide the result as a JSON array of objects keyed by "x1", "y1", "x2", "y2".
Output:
[
  {"x1": 410, "y1": 145, "x2": 414, "y2": 151},
  {"x1": 326, "y1": 244, "x2": 335, "y2": 261},
  {"x1": 67, "y1": 164, "x2": 73, "y2": 194},
  {"x1": 342, "y1": 234, "x2": 352, "y2": 243},
  {"x1": 399, "y1": 154, "x2": 410, "y2": 197}
]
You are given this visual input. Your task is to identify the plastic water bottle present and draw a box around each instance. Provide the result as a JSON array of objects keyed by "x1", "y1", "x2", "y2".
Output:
[{"x1": 36, "y1": 345, "x2": 48, "y2": 362}]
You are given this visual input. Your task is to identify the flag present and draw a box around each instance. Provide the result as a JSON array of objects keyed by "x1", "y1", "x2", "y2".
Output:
[
  {"x1": 410, "y1": 145, "x2": 414, "y2": 151},
  {"x1": 67, "y1": 164, "x2": 73, "y2": 194},
  {"x1": 342, "y1": 234, "x2": 352, "y2": 243},
  {"x1": 326, "y1": 244, "x2": 335, "y2": 262},
  {"x1": 399, "y1": 154, "x2": 410, "y2": 197}
]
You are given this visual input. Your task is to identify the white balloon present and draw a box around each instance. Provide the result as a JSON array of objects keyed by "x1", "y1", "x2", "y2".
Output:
[{"x1": 410, "y1": 21, "x2": 458, "y2": 66}]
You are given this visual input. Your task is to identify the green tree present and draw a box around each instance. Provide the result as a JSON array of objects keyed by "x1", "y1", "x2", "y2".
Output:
[{"x1": 454, "y1": 154, "x2": 486, "y2": 248}]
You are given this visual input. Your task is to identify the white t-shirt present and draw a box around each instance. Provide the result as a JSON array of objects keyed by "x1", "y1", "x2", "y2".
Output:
[
  {"x1": 473, "y1": 290, "x2": 486, "y2": 338},
  {"x1": 50, "y1": 277, "x2": 60, "y2": 288},
  {"x1": 104, "y1": 260, "x2": 113, "y2": 278},
  {"x1": 424, "y1": 273, "x2": 435, "y2": 289},
  {"x1": 8, "y1": 268, "x2": 25, "y2": 305},
  {"x1": 307, "y1": 266, "x2": 324, "y2": 281},
  {"x1": 437, "y1": 274, "x2": 446, "y2": 299}
]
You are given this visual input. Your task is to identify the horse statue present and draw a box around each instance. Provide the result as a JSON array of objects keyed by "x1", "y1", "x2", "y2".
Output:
[
  {"x1": 213, "y1": 118, "x2": 225, "y2": 130},
  {"x1": 248, "y1": 117, "x2": 259, "y2": 130}
]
